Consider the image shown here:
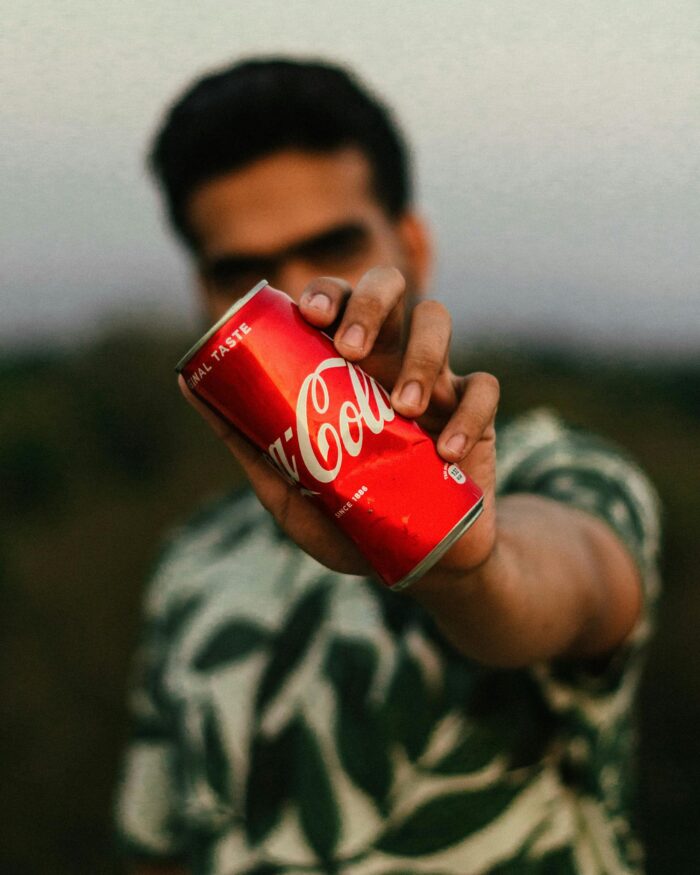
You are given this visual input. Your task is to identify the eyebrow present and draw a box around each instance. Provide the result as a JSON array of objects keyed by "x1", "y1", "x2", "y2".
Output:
[{"x1": 201, "y1": 221, "x2": 371, "y2": 279}]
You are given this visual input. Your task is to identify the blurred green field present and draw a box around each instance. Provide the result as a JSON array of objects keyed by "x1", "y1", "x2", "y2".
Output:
[{"x1": 1, "y1": 327, "x2": 698, "y2": 874}]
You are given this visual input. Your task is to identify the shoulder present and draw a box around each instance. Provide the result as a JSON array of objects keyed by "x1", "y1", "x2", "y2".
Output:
[
  {"x1": 499, "y1": 409, "x2": 662, "y2": 700},
  {"x1": 497, "y1": 408, "x2": 661, "y2": 575}
]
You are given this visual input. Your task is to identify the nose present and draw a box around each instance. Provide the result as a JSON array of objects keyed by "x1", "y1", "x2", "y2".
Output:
[{"x1": 272, "y1": 258, "x2": 317, "y2": 303}]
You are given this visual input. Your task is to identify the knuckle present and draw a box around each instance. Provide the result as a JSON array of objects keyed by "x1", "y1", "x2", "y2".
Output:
[
  {"x1": 471, "y1": 371, "x2": 500, "y2": 397},
  {"x1": 415, "y1": 298, "x2": 450, "y2": 322},
  {"x1": 360, "y1": 266, "x2": 406, "y2": 306},
  {"x1": 412, "y1": 300, "x2": 452, "y2": 344},
  {"x1": 406, "y1": 346, "x2": 443, "y2": 374},
  {"x1": 350, "y1": 292, "x2": 389, "y2": 323},
  {"x1": 368, "y1": 264, "x2": 405, "y2": 292},
  {"x1": 304, "y1": 276, "x2": 351, "y2": 301}
]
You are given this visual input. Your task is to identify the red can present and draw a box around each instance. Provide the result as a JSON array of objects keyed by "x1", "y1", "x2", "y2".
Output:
[{"x1": 176, "y1": 281, "x2": 483, "y2": 589}]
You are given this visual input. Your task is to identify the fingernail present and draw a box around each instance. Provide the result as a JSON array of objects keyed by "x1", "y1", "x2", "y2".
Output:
[
  {"x1": 445, "y1": 434, "x2": 466, "y2": 456},
  {"x1": 399, "y1": 381, "x2": 422, "y2": 407},
  {"x1": 341, "y1": 323, "x2": 365, "y2": 349},
  {"x1": 308, "y1": 292, "x2": 331, "y2": 313}
]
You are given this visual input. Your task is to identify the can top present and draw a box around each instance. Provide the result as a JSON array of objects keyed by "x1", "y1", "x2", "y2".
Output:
[{"x1": 174, "y1": 279, "x2": 268, "y2": 374}]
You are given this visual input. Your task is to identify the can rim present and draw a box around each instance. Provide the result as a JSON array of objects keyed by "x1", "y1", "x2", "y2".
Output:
[
  {"x1": 389, "y1": 495, "x2": 485, "y2": 591},
  {"x1": 174, "y1": 279, "x2": 268, "y2": 374}
]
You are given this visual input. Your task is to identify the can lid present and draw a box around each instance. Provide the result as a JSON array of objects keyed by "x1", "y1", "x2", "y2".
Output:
[{"x1": 174, "y1": 279, "x2": 268, "y2": 373}]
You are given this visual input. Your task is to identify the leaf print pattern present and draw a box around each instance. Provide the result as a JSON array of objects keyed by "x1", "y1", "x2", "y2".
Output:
[
  {"x1": 324, "y1": 638, "x2": 392, "y2": 810},
  {"x1": 116, "y1": 413, "x2": 660, "y2": 874},
  {"x1": 254, "y1": 581, "x2": 331, "y2": 716},
  {"x1": 194, "y1": 620, "x2": 269, "y2": 672}
]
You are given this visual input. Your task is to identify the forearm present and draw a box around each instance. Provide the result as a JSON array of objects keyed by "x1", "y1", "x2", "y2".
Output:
[{"x1": 409, "y1": 493, "x2": 641, "y2": 668}]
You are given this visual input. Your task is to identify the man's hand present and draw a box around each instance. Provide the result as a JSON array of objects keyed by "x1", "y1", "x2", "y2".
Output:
[
  {"x1": 180, "y1": 266, "x2": 499, "y2": 577},
  {"x1": 180, "y1": 266, "x2": 642, "y2": 667}
]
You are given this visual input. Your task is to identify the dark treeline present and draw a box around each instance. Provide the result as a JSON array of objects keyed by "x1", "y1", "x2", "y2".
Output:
[{"x1": 1, "y1": 327, "x2": 698, "y2": 873}]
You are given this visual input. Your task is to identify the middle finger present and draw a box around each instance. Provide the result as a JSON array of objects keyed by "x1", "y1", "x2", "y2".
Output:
[
  {"x1": 390, "y1": 299, "x2": 452, "y2": 418},
  {"x1": 333, "y1": 266, "x2": 406, "y2": 361}
]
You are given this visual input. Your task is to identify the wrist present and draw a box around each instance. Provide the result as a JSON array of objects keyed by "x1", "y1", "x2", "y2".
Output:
[
  {"x1": 405, "y1": 534, "x2": 502, "y2": 612},
  {"x1": 400, "y1": 526, "x2": 518, "y2": 660}
]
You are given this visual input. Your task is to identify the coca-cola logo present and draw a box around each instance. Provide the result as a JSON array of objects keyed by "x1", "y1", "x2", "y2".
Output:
[{"x1": 267, "y1": 357, "x2": 395, "y2": 487}]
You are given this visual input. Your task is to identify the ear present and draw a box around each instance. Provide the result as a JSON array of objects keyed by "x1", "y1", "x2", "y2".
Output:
[{"x1": 395, "y1": 212, "x2": 432, "y2": 298}]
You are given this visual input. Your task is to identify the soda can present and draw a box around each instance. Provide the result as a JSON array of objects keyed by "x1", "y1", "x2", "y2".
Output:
[{"x1": 176, "y1": 281, "x2": 483, "y2": 590}]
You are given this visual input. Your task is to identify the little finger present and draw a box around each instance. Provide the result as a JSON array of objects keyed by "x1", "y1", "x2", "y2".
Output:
[{"x1": 436, "y1": 372, "x2": 500, "y2": 461}]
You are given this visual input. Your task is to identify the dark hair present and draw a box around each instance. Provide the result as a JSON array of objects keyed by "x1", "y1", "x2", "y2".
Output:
[{"x1": 150, "y1": 57, "x2": 412, "y2": 250}]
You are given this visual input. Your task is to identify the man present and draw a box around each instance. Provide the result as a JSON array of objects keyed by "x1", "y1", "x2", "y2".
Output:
[{"x1": 116, "y1": 59, "x2": 660, "y2": 874}]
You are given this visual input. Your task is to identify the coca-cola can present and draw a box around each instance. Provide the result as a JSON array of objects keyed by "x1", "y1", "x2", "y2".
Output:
[{"x1": 175, "y1": 281, "x2": 483, "y2": 590}]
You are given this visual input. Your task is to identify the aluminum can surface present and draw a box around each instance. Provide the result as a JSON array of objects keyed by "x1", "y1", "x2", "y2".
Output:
[{"x1": 176, "y1": 281, "x2": 483, "y2": 589}]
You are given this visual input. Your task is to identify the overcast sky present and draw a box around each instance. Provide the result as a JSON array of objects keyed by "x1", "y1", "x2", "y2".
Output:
[{"x1": 2, "y1": 0, "x2": 699, "y2": 355}]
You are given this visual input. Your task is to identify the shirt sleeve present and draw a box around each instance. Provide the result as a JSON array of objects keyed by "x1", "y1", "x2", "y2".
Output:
[
  {"x1": 496, "y1": 408, "x2": 662, "y2": 696},
  {"x1": 114, "y1": 566, "x2": 187, "y2": 861}
]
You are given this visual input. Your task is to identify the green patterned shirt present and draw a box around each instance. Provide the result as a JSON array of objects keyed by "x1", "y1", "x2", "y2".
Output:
[{"x1": 116, "y1": 410, "x2": 661, "y2": 874}]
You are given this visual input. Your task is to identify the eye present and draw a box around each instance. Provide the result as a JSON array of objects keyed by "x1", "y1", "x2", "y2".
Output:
[
  {"x1": 204, "y1": 258, "x2": 271, "y2": 299},
  {"x1": 299, "y1": 226, "x2": 371, "y2": 267}
]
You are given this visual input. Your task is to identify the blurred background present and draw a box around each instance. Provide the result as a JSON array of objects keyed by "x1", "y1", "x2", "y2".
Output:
[{"x1": 1, "y1": 1, "x2": 698, "y2": 872}]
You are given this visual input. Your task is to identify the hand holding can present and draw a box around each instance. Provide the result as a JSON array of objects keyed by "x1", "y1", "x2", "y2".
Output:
[{"x1": 177, "y1": 280, "x2": 485, "y2": 589}]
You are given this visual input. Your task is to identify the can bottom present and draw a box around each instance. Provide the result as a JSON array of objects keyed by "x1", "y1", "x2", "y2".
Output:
[{"x1": 390, "y1": 496, "x2": 485, "y2": 592}]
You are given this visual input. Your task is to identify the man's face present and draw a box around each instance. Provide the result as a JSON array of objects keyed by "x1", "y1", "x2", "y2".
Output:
[{"x1": 185, "y1": 147, "x2": 430, "y2": 321}]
